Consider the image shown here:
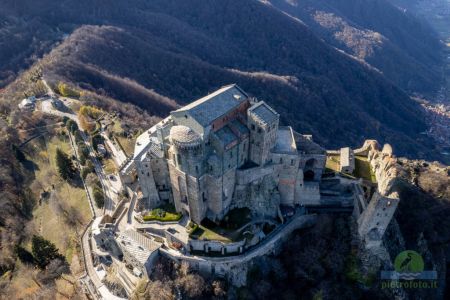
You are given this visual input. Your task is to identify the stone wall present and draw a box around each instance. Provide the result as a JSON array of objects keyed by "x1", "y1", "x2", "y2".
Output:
[
  {"x1": 357, "y1": 141, "x2": 401, "y2": 249},
  {"x1": 160, "y1": 214, "x2": 317, "y2": 286},
  {"x1": 189, "y1": 239, "x2": 246, "y2": 255},
  {"x1": 150, "y1": 157, "x2": 171, "y2": 201}
]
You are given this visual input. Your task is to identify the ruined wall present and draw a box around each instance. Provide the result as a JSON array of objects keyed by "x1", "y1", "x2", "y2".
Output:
[
  {"x1": 357, "y1": 142, "x2": 402, "y2": 249},
  {"x1": 233, "y1": 174, "x2": 280, "y2": 218}
]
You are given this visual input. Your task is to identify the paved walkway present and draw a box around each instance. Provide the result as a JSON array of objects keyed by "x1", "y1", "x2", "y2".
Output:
[{"x1": 102, "y1": 132, "x2": 127, "y2": 167}]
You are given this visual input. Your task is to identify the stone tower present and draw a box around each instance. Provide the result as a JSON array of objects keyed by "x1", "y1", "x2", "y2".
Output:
[
  {"x1": 167, "y1": 125, "x2": 206, "y2": 223},
  {"x1": 247, "y1": 101, "x2": 279, "y2": 166},
  {"x1": 358, "y1": 191, "x2": 399, "y2": 248}
]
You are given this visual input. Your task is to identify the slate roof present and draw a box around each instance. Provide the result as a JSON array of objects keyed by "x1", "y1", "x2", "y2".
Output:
[
  {"x1": 230, "y1": 119, "x2": 249, "y2": 137},
  {"x1": 273, "y1": 126, "x2": 296, "y2": 153},
  {"x1": 248, "y1": 101, "x2": 279, "y2": 125},
  {"x1": 173, "y1": 84, "x2": 248, "y2": 127},
  {"x1": 117, "y1": 230, "x2": 161, "y2": 265},
  {"x1": 215, "y1": 125, "x2": 238, "y2": 146}
]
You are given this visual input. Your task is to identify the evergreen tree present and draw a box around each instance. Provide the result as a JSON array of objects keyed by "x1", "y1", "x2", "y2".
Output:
[
  {"x1": 55, "y1": 148, "x2": 76, "y2": 180},
  {"x1": 31, "y1": 235, "x2": 64, "y2": 269},
  {"x1": 14, "y1": 245, "x2": 34, "y2": 264},
  {"x1": 12, "y1": 144, "x2": 26, "y2": 162},
  {"x1": 93, "y1": 186, "x2": 105, "y2": 208},
  {"x1": 78, "y1": 144, "x2": 89, "y2": 165},
  {"x1": 66, "y1": 119, "x2": 78, "y2": 134},
  {"x1": 91, "y1": 133, "x2": 104, "y2": 151}
]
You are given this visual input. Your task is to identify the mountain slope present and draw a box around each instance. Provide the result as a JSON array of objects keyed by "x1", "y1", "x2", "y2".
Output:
[
  {"x1": 266, "y1": 0, "x2": 443, "y2": 96},
  {"x1": 0, "y1": 0, "x2": 441, "y2": 159}
]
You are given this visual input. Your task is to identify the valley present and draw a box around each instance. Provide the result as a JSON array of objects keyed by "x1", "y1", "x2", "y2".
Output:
[{"x1": 0, "y1": 1, "x2": 449, "y2": 299}]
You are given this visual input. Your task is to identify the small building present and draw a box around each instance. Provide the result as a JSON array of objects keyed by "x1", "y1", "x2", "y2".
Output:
[
  {"x1": 340, "y1": 147, "x2": 355, "y2": 174},
  {"x1": 18, "y1": 96, "x2": 36, "y2": 110},
  {"x1": 116, "y1": 230, "x2": 161, "y2": 278}
]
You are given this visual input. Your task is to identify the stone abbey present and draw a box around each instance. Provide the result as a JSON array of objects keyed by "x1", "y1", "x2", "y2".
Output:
[{"x1": 121, "y1": 84, "x2": 326, "y2": 223}]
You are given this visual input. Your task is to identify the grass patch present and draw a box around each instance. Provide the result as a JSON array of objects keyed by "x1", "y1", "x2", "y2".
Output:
[
  {"x1": 190, "y1": 218, "x2": 246, "y2": 243},
  {"x1": 353, "y1": 156, "x2": 376, "y2": 183},
  {"x1": 187, "y1": 221, "x2": 199, "y2": 235},
  {"x1": 102, "y1": 157, "x2": 117, "y2": 174},
  {"x1": 143, "y1": 204, "x2": 182, "y2": 222},
  {"x1": 24, "y1": 133, "x2": 91, "y2": 274},
  {"x1": 115, "y1": 135, "x2": 135, "y2": 157},
  {"x1": 325, "y1": 154, "x2": 340, "y2": 173},
  {"x1": 190, "y1": 225, "x2": 233, "y2": 243},
  {"x1": 110, "y1": 119, "x2": 135, "y2": 157}
]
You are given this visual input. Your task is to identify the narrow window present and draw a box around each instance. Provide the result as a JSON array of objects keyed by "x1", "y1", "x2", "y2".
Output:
[
  {"x1": 280, "y1": 157, "x2": 283, "y2": 164},
  {"x1": 290, "y1": 159, "x2": 294, "y2": 166},
  {"x1": 251, "y1": 124, "x2": 255, "y2": 130}
]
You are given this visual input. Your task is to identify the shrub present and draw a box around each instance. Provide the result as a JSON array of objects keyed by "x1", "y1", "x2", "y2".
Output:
[
  {"x1": 143, "y1": 208, "x2": 182, "y2": 222},
  {"x1": 58, "y1": 82, "x2": 80, "y2": 98},
  {"x1": 91, "y1": 133, "x2": 104, "y2": 151}
]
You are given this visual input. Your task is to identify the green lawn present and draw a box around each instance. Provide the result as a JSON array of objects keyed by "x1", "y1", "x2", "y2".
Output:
[
  {"x1": 353, "y1": 156, "x2": 377, "y2": 183},
  {"x1": 143, "y1": 204, "x2": 182, "y2": 222}
]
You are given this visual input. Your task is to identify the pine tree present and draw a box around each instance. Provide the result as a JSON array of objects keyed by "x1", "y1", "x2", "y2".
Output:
[
  {"x1": 31, "y1": 235, "x2": 64, "y2": 269},
  {"x1": 12, "y1": 144, "x2": 26, "y2": 162},
  {"x1": 93, "y1": 186, "x2": 105, "y2": 208},
  {"x1": 55, "y1": 148, "x2": 76, "y2": 180}
]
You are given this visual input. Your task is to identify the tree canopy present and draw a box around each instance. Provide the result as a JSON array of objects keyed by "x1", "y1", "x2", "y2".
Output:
[
  {"x1": 55, "y1": 148, "x2": 76, "y2": 180},
  {"x1": 31, "y1": 235, "x2": 65, "y2": 269}
]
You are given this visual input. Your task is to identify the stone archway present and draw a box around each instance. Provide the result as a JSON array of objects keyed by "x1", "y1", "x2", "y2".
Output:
[
  {"x1": 304, "y1": 170, "x2": 315, "y2": 181},
  {"x1": 303, "y1": 158, "x2": 318, "y2": 181}
]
